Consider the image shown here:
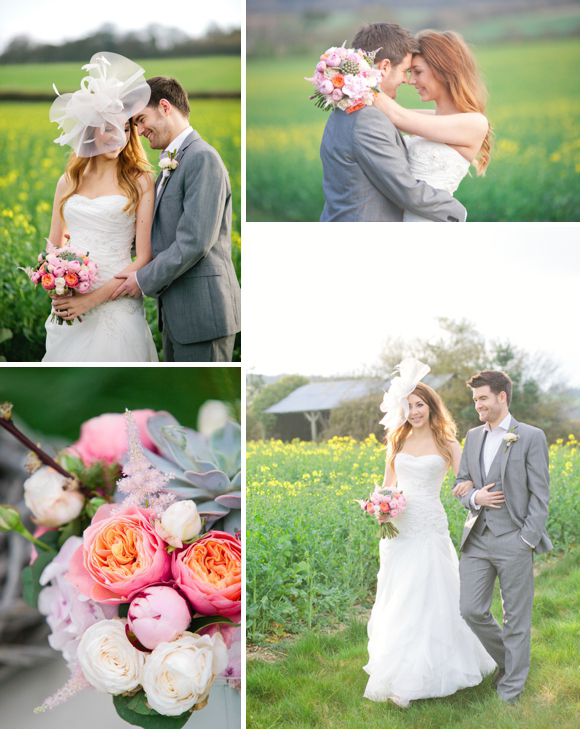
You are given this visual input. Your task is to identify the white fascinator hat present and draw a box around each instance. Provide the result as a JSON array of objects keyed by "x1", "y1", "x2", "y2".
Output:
[
  {"x1": 50, "y1": 52, "x2": 151, "y2": 158},
  {"x1": 379, "y1": 358, "x2": 431, "y2": 431}
]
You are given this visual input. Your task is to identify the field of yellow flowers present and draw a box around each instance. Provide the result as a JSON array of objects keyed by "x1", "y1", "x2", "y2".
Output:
[
  {"x1": 246, "y1": 38, "x2": 580, "y2": 221},
  {"x1": 246, "y1": 435, "x2": 580, "y2": 641},
  {"x1": 0, "y1": 99, "x2": 240, "y2": 361}
]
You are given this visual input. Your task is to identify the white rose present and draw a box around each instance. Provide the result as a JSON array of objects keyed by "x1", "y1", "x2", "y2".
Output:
[
  {"x1": 54, "y1": 277, "x2": 65, "y2": 287},
  {"x1": 23, "y1": 466, "x2": 84, "y2": 527},
  {"x1": 169, "y1": 159, "x2": 179, "y2": 170},
  {"x1": 337, "y1": 98, "x2": 350, "y2": 111},
  {"x1": 77, "y1": 618, "x2": 145, "y2": 694},
  {"x1": 159, "y1": 157, "x2": 172, "y2": 169},
  {"x1": 155, "y1": 500, "x2": 202, "y2": 548},
  {"x1": 142, "y1": 632, "x2": 228, "y2": 716},
  {"x1": 197, "y1": 399, "x2": 229, "y2": 436}
]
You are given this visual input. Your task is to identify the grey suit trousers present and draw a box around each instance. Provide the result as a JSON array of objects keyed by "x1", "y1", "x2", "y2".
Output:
[{"x1": 459, "y1": 527, "x2": 534, "y2": 701}]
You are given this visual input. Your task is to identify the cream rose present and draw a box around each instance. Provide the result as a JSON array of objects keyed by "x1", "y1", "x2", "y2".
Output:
[
  {"x1": 142, "y1": 632, "x2": 228, "y2": 716},
  {"x1": 155, "y1": 500, "x2": 202, "y2": 548},
  {"x1": 24, "y1": 466, "x2": 85, "y2": 527},
  {"x1": 77, "y1": 618, "x2": 145, "y2": 694}
]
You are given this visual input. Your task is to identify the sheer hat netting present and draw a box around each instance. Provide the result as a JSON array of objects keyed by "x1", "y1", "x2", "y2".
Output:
[
  {"x1": 379, "y1": 358, "x2": 431, "y2": 431},
  {"x1": 50, "y1": 52, "x2": 151, "y2": 158}
]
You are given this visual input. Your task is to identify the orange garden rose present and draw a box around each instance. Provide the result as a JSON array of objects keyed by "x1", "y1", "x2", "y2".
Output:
[
  {"x1": 64, "y1": 272, "x2": 79, "y2": 287},
  {"x1": 171, "y1": 531, "x2": 241, "y2": 619},
  {"x1": 332, "y1": 74, "x2": 345, "y2": 88},
  {"x1": 66, "y1": 504, "x2": 171, "y2": 604},
  {"x1": 346, "y1": 102, "x2": 366, "y2": 114}
]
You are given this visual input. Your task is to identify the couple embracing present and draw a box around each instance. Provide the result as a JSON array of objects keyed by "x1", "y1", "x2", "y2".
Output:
[
  {"x1": 364, "y1": 362, "x2": 551, "y2": 707},
  {"x1": 320, "y1": 23, "x2": 491, "y2": 221},
  {"x1": 44, "y1": 53, "x2": 240, "y2": 362}
]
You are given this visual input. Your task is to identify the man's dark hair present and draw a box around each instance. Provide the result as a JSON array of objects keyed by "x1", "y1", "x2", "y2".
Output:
[
  {"x1": 351, "y1": 23, "x2": 420, "y2": 65},
  {"x1": 147, "y1": 77, "x2": 190, "y2": 117},
  {"x1": 467, "y1": 370, "x2": 513, "y2": 406}
]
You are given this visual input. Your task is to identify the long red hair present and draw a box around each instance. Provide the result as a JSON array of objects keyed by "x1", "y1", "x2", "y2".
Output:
[
  {"x1": 416, "y1": 29, "x2": 492, "y2": 175},
  {"x1": 59, "y1": 120, "x2": 152, "y2": 219},
  {"x1": 385, "y1": 382, "x2": 457, "y2": 472}
]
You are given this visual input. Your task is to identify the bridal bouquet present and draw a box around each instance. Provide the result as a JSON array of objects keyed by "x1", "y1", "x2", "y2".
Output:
[
  {"x1": 356, "y1": 484, "x2": 406, "y2": 539},
  {"x1": 19, "y1": 240, "x2": 99, "y2": 325},
  {"x1": 0, "y1": 404, "x2": 241, "y2": 729},
  {"x1": 305, "y1": 43, "x2": 382, "y2": 114}
]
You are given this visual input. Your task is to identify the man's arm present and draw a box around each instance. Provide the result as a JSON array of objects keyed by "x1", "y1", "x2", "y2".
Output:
[
  {"x1": 352, "y1": 107, "x2": 466, "y2": 222},
  {"x1": 137, "y1": 145, "x2": 229, "y2": 298},
  {"x1": 519, "y1": 429, "x2": 550, "y2": 547}
]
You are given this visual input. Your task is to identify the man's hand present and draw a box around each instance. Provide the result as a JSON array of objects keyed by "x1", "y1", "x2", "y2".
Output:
[
  {"x1": 111, "y1": 272, "x2": 141, "y2": 300},
  {"x1": 474, "y1": 483, "x2": 505, "y2": 509},
  {"x1": 452, "y1": 480, "x2": 474, "y2": 497}
]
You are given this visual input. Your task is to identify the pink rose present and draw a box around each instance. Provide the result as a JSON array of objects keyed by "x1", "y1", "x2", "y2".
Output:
[
  {"x1": 66, "y1": 504, "x2": 171, "y2": 604},
  {"x1": 41, "y1": 273, "x2": 56, "y2": 290},
  {"x1": 77, "y1": 280, "x2": 91, "y2": 293},
  {"x1": 127, "y1": 585, "x2": 192, "y2": 650},
  {"x1": 171, "y1": 531, "x2": 241, "y2": 619},
  {"x1": 69, "y1": 409, "x2": 161, "y2": 465}
]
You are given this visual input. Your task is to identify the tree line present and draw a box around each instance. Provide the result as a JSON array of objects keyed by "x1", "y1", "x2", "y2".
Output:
[{"x1": 0, "y1": 23, "x2": 241, "y2": 64}]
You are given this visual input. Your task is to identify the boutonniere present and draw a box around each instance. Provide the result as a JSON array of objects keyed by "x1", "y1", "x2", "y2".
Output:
[
  {"x1": 159, "y1": 149, "x2": 179, "y2": 187},
  {"x1": 504, "y1": 427, "x2": 519, "y2": 452}
]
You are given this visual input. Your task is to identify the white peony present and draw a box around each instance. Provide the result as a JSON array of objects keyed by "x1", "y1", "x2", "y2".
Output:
[
  {"x1": 142, "y1": 632, "x2": 228, "y2": 716},
  {"x1": 155, "y1": 500, "x2": 202, "y2": 548},
  {"x1": 77, "y1": 618, "x2": 145, "y2": 694},
  {"x1": 24, "y1": 466, "x2": 85, "y2": 526}
]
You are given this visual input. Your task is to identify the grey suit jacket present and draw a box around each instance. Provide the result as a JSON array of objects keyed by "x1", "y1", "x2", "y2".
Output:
[
  {"x1": 137, "y1": 130, "x2": 241, "y2": 345},
  {"x1": 454, "y1": 417, "x2": 553, "y2": 554},
  {"x1": 320, "y1": 106, "x2": 467, "y2": 222}
]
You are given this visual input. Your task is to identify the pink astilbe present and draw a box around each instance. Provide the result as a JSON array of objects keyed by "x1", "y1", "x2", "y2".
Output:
[
  {"x1": 34, "y1": 662, "x2": 92, "y2": 713},
  {"x1": 116, "y1": 410, "x2": 176, "y2": 517}
]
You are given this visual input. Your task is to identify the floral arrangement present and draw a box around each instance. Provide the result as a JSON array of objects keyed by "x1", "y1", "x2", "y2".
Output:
[
  {"x1": 356, "y1": 484, "x2": 406, "y2": 539},
  {"x1": 305, "y1": 43, "x2": 382, "y2": 114},
  {"x1": 19, "y1": 240, "x2": 99, "y2": 325},
  {"x1": 160, "y1": 150, "x2": 179, "y2": 187},
  {"x1": 0, "y1": 403, "x2": 241, "y2": 729}
]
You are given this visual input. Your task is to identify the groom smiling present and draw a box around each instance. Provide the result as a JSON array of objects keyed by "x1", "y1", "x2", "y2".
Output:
[{"x1": 112, "y1": 77, "x2": 241, "y2": 362}]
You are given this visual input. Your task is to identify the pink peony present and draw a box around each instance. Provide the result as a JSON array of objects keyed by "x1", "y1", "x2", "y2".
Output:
[
  {"x1": 331, "y1": 88, "x2": 344, "y2": 101},
  {"x1": 30, "y1": 270, "x2": 43, "y2": 284},
  {"x1": 325, "y1": 52, "x2": 341, "y2": 67},
  {"x1": 316, "y1": 61, "x2": 327, "y2": 73},
  {"x1": 318, "y1": 79, "x2": 334, "y2": 95},
  {"x1": 52, "y1": 265, "x2": 66, "y2": 277},
  {"x1": 69, "y1": 409, "x2": 161, "y2": 465},
  {"x1": 66, "y1": 504, "x2": 171, "y2": 604},
  {"x1": 127, "y1": 585, "x2": 192, "y2": 650},
  {"x1": 171, "y1": 531, "x2": 241, "y2": 619},
  {"x1": 77, "y1": 280, "x2": 91, "y2": 293},
  {"x1": 67, "y1": 260, "x2": 81, "y2": 273}
]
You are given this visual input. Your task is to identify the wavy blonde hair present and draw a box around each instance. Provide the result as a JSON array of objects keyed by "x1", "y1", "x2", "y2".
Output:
[
  {"x1": 59, "y1": 120, "x2": 152, "y2": 220},
  {"x1": 385, "y1": 382, "x2": 457, "y2": 472},
  {"x1": 416, "y1": 29, "x2": 492, "y2": 175}
]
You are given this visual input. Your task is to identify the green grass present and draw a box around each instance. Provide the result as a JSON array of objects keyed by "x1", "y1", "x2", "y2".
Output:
[
  {"x1": 247, "y1": 549, "x2": 580, "y2": 729},
  {"x1": 0, "y1": 56, "x2": 240, "y2": 94},
  {"x1": 246, "y1": 38, "x2": 580, "y2": 221}
]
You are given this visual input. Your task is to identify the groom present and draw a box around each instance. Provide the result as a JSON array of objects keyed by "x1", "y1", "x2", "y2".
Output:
[
  {"x1": 320, "y1": 22, "x2": 466, "y2": 222},
  {"x1": 113, "y1": 76, "x2": 241, "y2": 361},
  {"x1": 453, "y1": 370, "x2": 552, "y2": 704}
]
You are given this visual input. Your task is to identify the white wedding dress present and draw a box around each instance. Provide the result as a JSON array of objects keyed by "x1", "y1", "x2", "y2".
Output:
[
  {"x1": 43, "y1": 195, "x2": 158, "y2": 362},
  {"x1": 364, "y1": 453, "x2": 495, "y2": 706},
  {"x1": 404, "y1": 136, "x2": 471, "y2": 222}
]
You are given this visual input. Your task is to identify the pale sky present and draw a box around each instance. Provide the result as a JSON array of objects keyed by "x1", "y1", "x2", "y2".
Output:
[
  {"x1": 244, "y1": 225, "x2": 580, "y2": 388},
  {"x1": 0, "y1": 0, "x2": 241, "y2": 52}
]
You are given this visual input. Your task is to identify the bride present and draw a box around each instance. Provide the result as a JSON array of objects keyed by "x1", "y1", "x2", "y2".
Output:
[
  {"x1": 43, "y1": 52, "x2": 158, "y2": 362},
  {"x1": 372, "y1": 30, "x2": 491, "y2": 222},
  {"x1": 364, "y1": 359, "x2": 495, "y2": 707}
]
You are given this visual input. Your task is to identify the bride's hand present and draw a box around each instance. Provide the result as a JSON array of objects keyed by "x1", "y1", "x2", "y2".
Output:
[
  {"x1": 452, "y1": 480, "x2": 474, "y2": 497},
  {"x1": 52, "y1": 292, "x2": 96, "y2": 320}
]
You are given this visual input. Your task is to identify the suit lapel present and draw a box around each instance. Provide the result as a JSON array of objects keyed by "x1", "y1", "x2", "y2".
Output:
[
  {"x1": 500, "y1": 415, "x2": 519, "y2": 485},
  {"x1": 472, "y1": 426, "x2": 486, "y2": 487},
  {"x1": 153, "y1": 130, "x2": 200, "y2": 218}
]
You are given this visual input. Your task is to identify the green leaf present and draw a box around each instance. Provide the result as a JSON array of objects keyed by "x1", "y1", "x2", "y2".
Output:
[
  {"x1": 21, "y1": 529, "x2": 61, "y2": 608},
  {"x1": 188, "y1": 614, "x2": 239, "y2": 634},
  {"x1": 117, "y1": 602, "x2": 130, "y2": 619},
  {"x1": 113, "y1": 691, "x2": 192, "y2": 729},
  {"x1": 57, "y1": 515, "x2": 84, "y2": 548}
]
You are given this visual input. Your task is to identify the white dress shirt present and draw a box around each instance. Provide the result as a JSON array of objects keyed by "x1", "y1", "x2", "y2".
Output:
[{"x1": 135, "y1": 126, "x2": 194, "y2": 291}]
